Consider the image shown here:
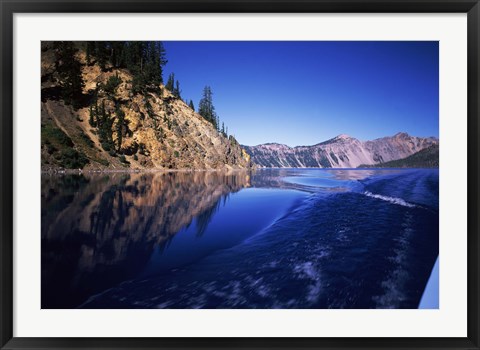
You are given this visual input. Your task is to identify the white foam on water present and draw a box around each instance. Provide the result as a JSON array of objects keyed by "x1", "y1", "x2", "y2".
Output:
[
  {"x1": 294, "y1": 261, "x2": 322, "y2": 304},
  {"x1": 363, "y1": 191, "x2": 416, "y2": 208},
  {"x1": 372, "y1": 213, "x2": 414, "y2": 308}
]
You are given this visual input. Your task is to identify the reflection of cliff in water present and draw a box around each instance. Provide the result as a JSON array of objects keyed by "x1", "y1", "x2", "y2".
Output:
[{"x1": 41, "y1": 171, "x2": 251, "y2": 308}]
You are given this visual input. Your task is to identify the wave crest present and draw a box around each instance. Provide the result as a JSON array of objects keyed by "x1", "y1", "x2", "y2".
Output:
[{"x1": 363, "y1": 191, "x2": 416, "y2": 208}]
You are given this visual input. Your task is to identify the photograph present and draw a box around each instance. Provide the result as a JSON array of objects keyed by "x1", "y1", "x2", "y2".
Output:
[{"x1": 41, "y1": 40, "x2": 439, "y2": 309}]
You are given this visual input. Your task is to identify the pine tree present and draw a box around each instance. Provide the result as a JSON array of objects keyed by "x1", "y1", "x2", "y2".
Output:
[
  {"x1": 198, "y1": 86, "x2": 218, "y2": 129},
  {"x1": 189, "y1": 100, "x2": 195, "y2": 111},
  {"x1": 86, "y1": 42, "x2": 96, "y2": 65},
  {"x1": 97, "y1": 99, "x2": 114, "y2": 152},
  {"x1": 166, "y1": 73, "x2": 175, "y2": 92},
  {"x1": 122, "y1": 41, "x2": 142, "y2": 73},
  {"x1": 115, "y1": 105, "x2": 125, "y2": 151},
  {"x1": 151, "y1": 41, "x2": 167, "y2": 84},
  {"x1": 125, "y1": 41, "x2": 168, "y2": 94},
  {"x1": 83, "y1": 41, "x2": 167, "y2": 95},
  {"x1": 55, "y1": 41, "x2": 85, "y2": 109},
  {"x1": 89, "y1": 105, "x2": 96, "y2": 127},
  {"x1": 104, "y1": 72, "x2": 122, "y2": 97},
  {"x1": 174, "y1": 80, "x2": 181, "y2": 98},
  {"x1": 95, "y1": 42, "x2": 109, "y2": 70},
  {"x1": 100, "y1": 99, "x2": 105, "y2": 119},
  {"x1": 110, "y1": 41, "x2": 126, "y2": 68},
  {"x1": 130, "y1": 42, "x2": 147, "y2": 94},
  {"x1": 143, "y1": 41, "x2": 162, "y2": 87}
]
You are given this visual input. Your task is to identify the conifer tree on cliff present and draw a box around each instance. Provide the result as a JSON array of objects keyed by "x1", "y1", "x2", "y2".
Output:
[
  {"x1": 94, "y1": 42, "x2": 109, "y2": 70},
  {"x1": 85, "y1": 42, "x2": 96, "y2": 65},
  {"x1": 174, "y1": 80, "x2": 181, "y2": 99},
  {"x1": 143, "y1": 41, "x2": 167, "y2": 87},
  {"x1": 198, "y1": 86, "x2": 218, "y2": 129},
  {"x1": 121, "y1": 41, "x2": 167, "y2": 93},
  {"x1": 166, "y1": 73, "x2": 175, "y2": 92},
  {"x1": 115, "y1": 105, "x2": 125, "y2": 151},
  {"x1": 54, "y1": 41, "x2": 85, "y2": 110}
]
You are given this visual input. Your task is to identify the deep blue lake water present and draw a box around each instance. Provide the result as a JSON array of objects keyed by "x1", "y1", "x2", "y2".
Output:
[{"x1": 41, "y1": 168, "x2": 438, "y2": 309}]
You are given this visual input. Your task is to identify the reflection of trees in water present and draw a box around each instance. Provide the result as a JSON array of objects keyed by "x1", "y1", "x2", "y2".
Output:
[
  {"x1": 195, "y1": 199, "x2": 222, "y2": 237},
  {"x1": 41, "y1": 174, "x2": 90, "y2": 235},
  {"x1": 41, "y1": 171, "x2": 251, "y2": 308}
]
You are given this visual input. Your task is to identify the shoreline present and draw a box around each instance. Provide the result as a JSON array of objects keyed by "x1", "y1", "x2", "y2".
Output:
[
  {"x1": 41, "y1": 167, "x2": 256, "y2": 175},
  {"x1": 41, "y1": 166, "x2": 439, "y2": 175}
]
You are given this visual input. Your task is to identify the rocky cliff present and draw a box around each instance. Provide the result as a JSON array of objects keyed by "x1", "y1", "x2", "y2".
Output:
[
  {"x1": 243, "y1": 133, "x2": 438, "y2": 168},
  {"x1": 41, "y1": 42, "x2": 252, "y2": 171}
]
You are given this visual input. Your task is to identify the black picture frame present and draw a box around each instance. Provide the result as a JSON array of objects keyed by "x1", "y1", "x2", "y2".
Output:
[{"x1": 1, "y1": 1, "x2": 479, "y2": 349}]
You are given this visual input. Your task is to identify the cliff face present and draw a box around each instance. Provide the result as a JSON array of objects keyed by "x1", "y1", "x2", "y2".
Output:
[
  {"x1": 41, "y1": 43, "x2": 252, "y2": 171},
  {"x1": 243, "y1": 133, "x2": 438, "y2": 168}
]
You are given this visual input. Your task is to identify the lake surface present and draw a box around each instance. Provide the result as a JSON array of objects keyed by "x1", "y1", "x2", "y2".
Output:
[{"x1": 41, "y1": 168, "x2": 439, "y2": 309}]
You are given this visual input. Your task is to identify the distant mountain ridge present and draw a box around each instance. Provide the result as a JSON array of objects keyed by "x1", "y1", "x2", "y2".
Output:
[
  {"x1": 359, "y1": 144, "x2": 439, "y2": 168},
  {"x1": 243, "y1": 132, "x2": 438, "y2": 168}
]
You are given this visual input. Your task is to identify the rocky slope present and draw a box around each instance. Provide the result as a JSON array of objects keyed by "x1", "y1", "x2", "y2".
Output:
[
  {"x1": 41, "y1": 42, "x2": 252, "y2": 171},
  {"x1": 243, "y1": 133, "x2": 438, "y2": 168},
  {"x1": 359, "y1": 144, "x2": 439, "y2": 168}
]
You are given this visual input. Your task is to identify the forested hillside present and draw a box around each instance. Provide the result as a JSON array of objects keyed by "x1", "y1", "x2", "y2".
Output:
[{"x1": 41, "y1": 41, "x2": 252, "y2": 171}]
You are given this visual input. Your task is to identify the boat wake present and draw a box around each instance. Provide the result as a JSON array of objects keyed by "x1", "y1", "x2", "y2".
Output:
[
  {"x1": 76, "y1": 169, "x2": 438, "y2": 309},
  {"x1": 363, "y1": 191, "x2": 416, "y2": 208}
]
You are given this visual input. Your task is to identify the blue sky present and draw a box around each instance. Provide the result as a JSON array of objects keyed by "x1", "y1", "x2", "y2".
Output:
[{"x1": 163, "y1": 41, "x2": 439, "y2": 147}]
